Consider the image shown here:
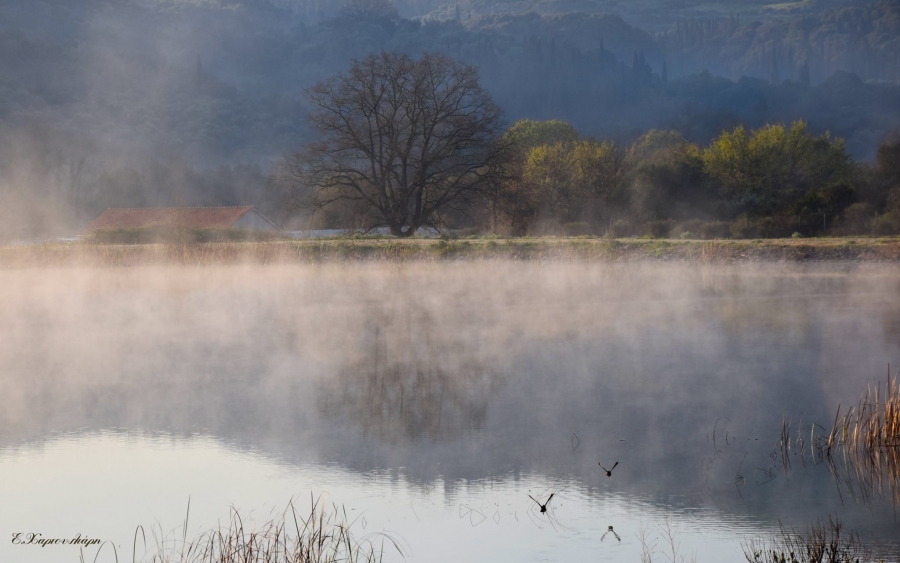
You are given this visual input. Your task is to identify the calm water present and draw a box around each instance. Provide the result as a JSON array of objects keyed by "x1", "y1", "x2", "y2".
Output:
[{"x1": 1, "y1": 262, "x2": 899, "y2": 563}]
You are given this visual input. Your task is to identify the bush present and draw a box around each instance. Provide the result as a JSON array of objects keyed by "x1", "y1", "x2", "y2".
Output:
[
  {"x1": 672, "y1": 220, "x2": 730, "y2": 239},
  {"x1": 698, "y1": 221, "x2": 732, "y2": 239},
  {"x1": 610, "y1": 219, "x2": 632, "y2": 238},
  {"x1": 731, "y1": 215, "x2": 800, "y2": 239},
  {"x1": 870, "y1": 212, "x2": 900, "y2": 235},
  {"x1": 561, "y1": 222, "x2": 591, "y2": 236},
  {"x1": 731, "y1": 217, "x2": 761, "y2": 239},
  {"x1": 671, "y1": 219, "x2": 703, "y2": 238},
  {"x1": 887, "y1": 186, "x2": 900, "y2": 212},
  {"x1": 646, "y1": 219, "x2": 675, "y2": 238},
  {"x1": 838, "y1": 203, "x2": 875, "y2": 235}
]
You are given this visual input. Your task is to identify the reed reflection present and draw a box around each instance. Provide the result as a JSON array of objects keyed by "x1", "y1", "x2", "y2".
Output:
[{"x1": 777, "y1": 377, "x2": 900, "y2": 508}]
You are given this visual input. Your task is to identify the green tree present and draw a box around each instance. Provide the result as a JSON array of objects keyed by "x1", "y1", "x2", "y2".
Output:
[
  {"x1": 621, "y1": 130, "x2": 718, "y2": 225},
  {"x1": 481, "y1": 119, "x2": 579, "y2": 234},
  {"x1": 515, "y1": 138, "x2": 625, "y2": 233},
  {"x1": 521, "y1": 142, "x2": 577, "y2": 226},
  {"x1": 503, "y1": 119, "x2": 579, "y2": 151},
  {"x1": 570, "y1": 140, "x2": 626, "y2": 230},
  {"x1": 876, "y1": 132, "x2": 900, "y2": 211},
  {"x1": 626, "y1": 129, "x2": 691, "y2": 165},
  {"x1": 702, "y1": 121, "x2": 851, "y2": 218},
  {"x1": 876, "y1": 133, "x2": 900, "y2": 188}
]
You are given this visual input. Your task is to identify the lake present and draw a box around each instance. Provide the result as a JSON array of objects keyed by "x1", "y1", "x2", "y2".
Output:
[{"x1": 1, "y1": 262, "x2": 899, "y2": 562}]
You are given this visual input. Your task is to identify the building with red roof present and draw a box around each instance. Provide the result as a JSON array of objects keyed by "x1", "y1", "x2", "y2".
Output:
[{"x1": 86, "y1": 206, "x2": 279, "y2": 233}]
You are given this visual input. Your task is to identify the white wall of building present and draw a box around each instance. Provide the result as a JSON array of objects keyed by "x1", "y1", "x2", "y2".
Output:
[{"x1": 233, "y1": 209, "x2": 279, "y2": 231}]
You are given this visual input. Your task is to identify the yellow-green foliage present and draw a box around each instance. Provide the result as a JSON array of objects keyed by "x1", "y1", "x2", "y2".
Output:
[
  {"x1": 520, "y1": 139, "x2": 623, "y2": 228},
  {"x1": 627, "y1": 129, "x2": 698, "y2": 165},
  {"x1": 523, "y1": 142, "x2": 574, "y2": 214},
  {"x1": 571, "y1": 140, "x2": 622, "y2": 199},
  {"x1": 702, "y1": 121, "x2": 851, "y2": 216},
  {"x1": 503, "y1": 119, "x2": 579, "y2": 152}
]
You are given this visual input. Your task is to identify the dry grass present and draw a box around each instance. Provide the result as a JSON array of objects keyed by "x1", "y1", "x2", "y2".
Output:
[
  {"x1": 779, "y1": 375, "x2": 900, "y2": 506},
  {"x1": 124, "y1": 497, "x2": 401, "y2": 563},
  {"x1": 742, "y1": 517, "x2": 870, "y2": 563},
  {"x1": 0, "y1": 236, "x2": 899, "y2": 267},
  {"x1": 638, "y1": 513, "x2": 698, "y2": 563},
  {"x1": 822, "y1": 377, "x2": 900, "y2": 506}
]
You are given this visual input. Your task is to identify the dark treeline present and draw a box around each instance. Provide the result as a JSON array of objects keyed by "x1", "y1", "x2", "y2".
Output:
[{"x1": 0, "y1": 0, "x2": 899, "y2": 239}]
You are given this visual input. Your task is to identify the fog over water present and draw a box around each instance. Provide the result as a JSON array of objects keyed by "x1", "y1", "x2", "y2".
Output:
[{"x1": 1, "y1": 262, "x2": 899, "y2": 562}]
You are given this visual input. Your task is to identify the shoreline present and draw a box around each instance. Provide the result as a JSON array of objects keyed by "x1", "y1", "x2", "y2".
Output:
[{"x1": 1, "y1": 237, "x2": 899, "y2": 267}]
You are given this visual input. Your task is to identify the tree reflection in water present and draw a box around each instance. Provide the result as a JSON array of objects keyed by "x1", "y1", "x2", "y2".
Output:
[{"x1": 319, "y1": 311, "x2": 503, "y2": 443}]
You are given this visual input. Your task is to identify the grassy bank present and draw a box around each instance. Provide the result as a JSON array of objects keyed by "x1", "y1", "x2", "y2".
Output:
[{"x1": 1, "y1": 236, "x2": 900, "y2": 267}]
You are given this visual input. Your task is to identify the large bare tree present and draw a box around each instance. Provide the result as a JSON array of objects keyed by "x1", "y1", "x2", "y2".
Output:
[{"x1": 285, "y1": 51, "x2": 508, "y2": 236}]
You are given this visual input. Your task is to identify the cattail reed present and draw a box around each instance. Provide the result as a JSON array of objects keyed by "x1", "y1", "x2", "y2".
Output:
[{"x1": 783, "y1": 375, "x2": 900, "y2": 506}]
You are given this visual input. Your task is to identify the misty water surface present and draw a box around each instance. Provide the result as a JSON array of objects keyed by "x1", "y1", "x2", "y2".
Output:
[{"x1": 1, "y1": 262, "x2": 899, "y2": 562}]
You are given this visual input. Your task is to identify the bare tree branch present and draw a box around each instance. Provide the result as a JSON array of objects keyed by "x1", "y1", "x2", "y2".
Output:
[{"x1": 283, "y1": 51, "x2": 509, "y2": 236}]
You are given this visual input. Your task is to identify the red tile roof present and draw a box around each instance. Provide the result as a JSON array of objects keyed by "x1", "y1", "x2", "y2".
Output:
[{"x1": 86, "y1": 206, "x2": 256, "y2": 232}]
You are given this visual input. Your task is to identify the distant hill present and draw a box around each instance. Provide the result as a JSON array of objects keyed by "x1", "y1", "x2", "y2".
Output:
[
  {"x1": 469, "y1": 11, "x2": 660, "y2": 64},
  {"x1": 658, "y1": 1, "x2": 900, "y2": 84}
]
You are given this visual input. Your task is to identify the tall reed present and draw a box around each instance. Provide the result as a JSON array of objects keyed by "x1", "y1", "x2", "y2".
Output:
[
  {"x1": 742, "y1": 517, "x2": 870, "y2": 563},
  {"x1": 130, "y1": 497, "x2": 400, "y2": 563},
  {"x1": 779, "y1": 375, "x2": 900, "y2": 506}
]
